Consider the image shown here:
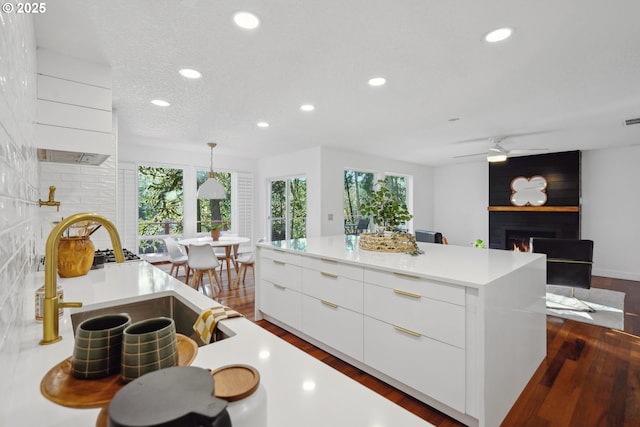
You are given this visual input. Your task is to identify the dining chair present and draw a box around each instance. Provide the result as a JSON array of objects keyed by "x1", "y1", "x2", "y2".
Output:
[
  {"x1": 233, "y1": 238, "x2": 265, "y2": 289},
  {"x1": 163, "y1": 237, "x2": 190, "y2": 284},
  {"x1": 187, "y1": 244, "x2": 223, "y2": 298}
]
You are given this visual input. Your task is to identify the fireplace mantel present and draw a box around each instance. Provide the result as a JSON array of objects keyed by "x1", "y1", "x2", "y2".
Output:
[{"x1": 488, "y1": 206, "x2": 579, "y2": 213}]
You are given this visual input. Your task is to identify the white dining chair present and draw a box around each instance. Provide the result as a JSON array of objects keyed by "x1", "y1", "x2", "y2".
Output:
[
  {"x1": 163, "y1": 236, "x2": 190, "y2": 284},
  {"x1": 233, "y1": 238, "x2": 264, "y2": 289},
  {"x1": 187, "y1": 244, "x2": 223, "y2": 298}
]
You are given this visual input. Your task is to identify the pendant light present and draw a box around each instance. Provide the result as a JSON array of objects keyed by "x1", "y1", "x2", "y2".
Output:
[{"x1": 197, "y1": 142, "x2": 227, "y2": 199}]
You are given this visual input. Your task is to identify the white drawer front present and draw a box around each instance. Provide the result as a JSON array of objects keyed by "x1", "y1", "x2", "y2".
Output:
[
  {"x1": 259, "y1": 248, "x2": 302, "y2": 266},
  {"x1": 302, "y1": 268, "x2": 363, "y2": 313},
  {"x1": 302, "y1": 295, "x2": 363, "y2": 361},
  {"x1": 302, "y1": 256, "x2": 363, "y2": 281},
  {"x1": 260, "y1": 257, "x2": 302, "y2": 292},
  {"x1": 259, "y1": 279, "x2": 302, "y2": 330},
  {"x1": 364, "y1": 283, "x2": 465, "y2": 348},
  {"x1": 364, "y1": 316, "x2": 465, "y2": 413},
  {"x1": 364, "y1": 268, "x2": 465, "y2": 306}
]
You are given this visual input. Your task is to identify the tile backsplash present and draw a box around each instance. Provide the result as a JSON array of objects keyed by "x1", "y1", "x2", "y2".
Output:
[{"x1": 0, "y1": 12, "x2": 38, "y2": 374}]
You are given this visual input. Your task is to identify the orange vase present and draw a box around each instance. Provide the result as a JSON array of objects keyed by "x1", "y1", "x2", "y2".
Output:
[
  {"x1": 211, "y1": 229, "x2": 221, "y2": 241},
  {"x1": 57, "y1": 236, "x2": 95, "y2": 278}
]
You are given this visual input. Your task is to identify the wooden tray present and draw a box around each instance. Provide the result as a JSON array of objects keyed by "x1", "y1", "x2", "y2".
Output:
[
  {"x1": 211, "y1": 364, "x2": 260, "y2": 402},
  {"x1": 41, "y1": 334, "x2": 198, "y2": 409}
]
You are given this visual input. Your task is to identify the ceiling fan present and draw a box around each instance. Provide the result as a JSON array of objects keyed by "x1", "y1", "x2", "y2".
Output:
[{"x1": 453, "y1": 135, "x2": 548, "y2": 162}]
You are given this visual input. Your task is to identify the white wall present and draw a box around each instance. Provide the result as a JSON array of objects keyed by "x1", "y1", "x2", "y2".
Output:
[
  {"x1": 0, "y1": 11, "x2": 38, "y2": 409},
  {"x1": 582, "y1": 145, "x2": 640, "y2": 280},
  {"x1": 433, "y1": 161, "x2": 488, "y2": 247}
]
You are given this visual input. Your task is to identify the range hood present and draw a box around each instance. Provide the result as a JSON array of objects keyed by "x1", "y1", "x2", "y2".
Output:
[{"x1": 37, "y1": 148, "x2": 110, "y2": 166}]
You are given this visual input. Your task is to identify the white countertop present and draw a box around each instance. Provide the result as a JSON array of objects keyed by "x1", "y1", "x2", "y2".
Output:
[
  {"x1": 259, "y1": 235, "x2": 545, "y2": 287},
  {"x1": 2, "y1": 261, "x2": 433, "y2": 427}
]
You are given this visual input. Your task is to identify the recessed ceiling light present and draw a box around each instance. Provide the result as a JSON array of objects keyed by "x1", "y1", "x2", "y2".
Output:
[
  {"x1": 300, "y1": 104, "x2": 315, "y2": 112},
  {"x1": 151, "y1": 99, "x2": 170, "y2": 107},
  {"x1": 179, "y1": 68, "x2": 202, "y2": 79},
  {"x1": 233, "y1": 11, "x2": 260, "y2": 29},
  {"x1": 485, "y1": 27, "x2": 513, "y2": 43},
  {"x1": 257, "y1": 121, "x2": 270, "y2": 128},
  {"x1": 368, "y1": 77, "x2": 387, "y2": 87}
]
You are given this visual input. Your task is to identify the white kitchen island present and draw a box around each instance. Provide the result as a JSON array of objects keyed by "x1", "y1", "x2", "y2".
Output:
[
  {"x1": 255, "y1": 235, "x2": 547, "y2": 427},
  {"x1": 2, "y1": 261, "x2": 434, "y2": 427}
]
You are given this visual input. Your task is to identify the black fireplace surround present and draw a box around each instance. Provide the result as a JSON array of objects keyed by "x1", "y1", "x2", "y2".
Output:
[{"x1": 488, "y1": 151, "x2": 581, "y2": 250}]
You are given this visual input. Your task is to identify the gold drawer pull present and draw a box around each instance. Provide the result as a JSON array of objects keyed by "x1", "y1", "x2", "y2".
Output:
[
  {"x1": 393, "y1": 289, "x2": 421, "y2": 299},
  {"x1": 321, "y1": 271, "x2": 338, "y2": 279},
  {"x1": 394, "y1": 325, "x2": 421, "y2": 338},
  {"x1": 321, "y1": 300, "x2": 339, "y2": 309},
  {"x1": 273, "y1": 283, "x2": 286, "y2": 290},
  {"x1": 393, "y1": 272, "x2": 421, "y2": 280},
  {"x1": 273, "y1": 260, "x2": 286, "y2": 265},
  {"x1": 320, "y1": 257, "x2": 337, "y2": 264}
]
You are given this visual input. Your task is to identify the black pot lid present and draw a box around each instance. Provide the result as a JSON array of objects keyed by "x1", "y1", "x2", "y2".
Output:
[{"x1": 108, "y1": 366, "x2": 230, "y2": 427}]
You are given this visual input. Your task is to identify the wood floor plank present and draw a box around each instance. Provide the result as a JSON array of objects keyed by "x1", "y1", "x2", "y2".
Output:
[{"x1": 155, "y1": 262, "x2": 640, "y2": 427}]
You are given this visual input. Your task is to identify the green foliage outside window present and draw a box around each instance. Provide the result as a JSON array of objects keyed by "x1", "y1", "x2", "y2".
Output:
[
  {"x1": 138, "y1": 166, "x2": 184, "y2": 253},
  {"x1": 343, "y1": 170, "x2": 374, "y2": 224}
]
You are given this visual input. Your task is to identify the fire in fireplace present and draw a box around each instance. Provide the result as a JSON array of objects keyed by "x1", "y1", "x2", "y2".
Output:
[{"x1": 506, "y1": 230, "x2": 555, "y2": 252}]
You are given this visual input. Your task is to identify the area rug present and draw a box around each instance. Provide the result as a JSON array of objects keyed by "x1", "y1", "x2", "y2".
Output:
[{"x1": 546, "y1": 285, "x2": 625, "y2": 330}]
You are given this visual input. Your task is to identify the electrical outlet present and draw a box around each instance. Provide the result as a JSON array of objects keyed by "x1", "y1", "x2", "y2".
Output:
[{"x1": 328, "y1": 213, "x2": 333, "y2": 221}]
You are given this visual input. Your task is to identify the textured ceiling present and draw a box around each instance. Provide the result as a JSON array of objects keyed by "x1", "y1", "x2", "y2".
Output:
[{"x1": 34, "y1": 0, "x2": 640, "y2": 165}]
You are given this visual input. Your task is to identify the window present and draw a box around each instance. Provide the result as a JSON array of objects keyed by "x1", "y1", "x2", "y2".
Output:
[
  {"x1": 196, "y1": 171, "x2": 232, "y2": 232},
  {"x1": 343, "y1": 169, "x2": 374, "y2": 233},
  {"x1": 269, "y1": 176, "x2": 307, "y2": 241},
  {"x1": 138, "y1": 166, "x2": 184, "y2": 253},
  {"x1": 384, "y1": 174, "x2": 410, "y2": 231},
  {"x1": 344, "y1": 170, "x2": 412, "y2": 234}
]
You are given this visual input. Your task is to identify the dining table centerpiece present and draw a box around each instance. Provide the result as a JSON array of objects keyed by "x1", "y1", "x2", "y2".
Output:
[
  {"x1": 207, "y1": 222, "x2": 226, "y2": 241},
  {"x1": 358, "y1": 180, "x2": 423, "y2": 255}
]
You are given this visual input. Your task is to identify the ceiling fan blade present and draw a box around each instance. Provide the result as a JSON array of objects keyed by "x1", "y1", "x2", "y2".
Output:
[
  {"x1": 509, "y1": 148, "x2": 549, "y2": 154},
  {"x1": 453, "y1": 152, "x2": 486, "y2": 159}
]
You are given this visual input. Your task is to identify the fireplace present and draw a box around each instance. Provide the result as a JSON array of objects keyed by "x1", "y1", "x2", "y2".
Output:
[{"x1": 488, "y1": 151, "x2": 581, "y2": 250}]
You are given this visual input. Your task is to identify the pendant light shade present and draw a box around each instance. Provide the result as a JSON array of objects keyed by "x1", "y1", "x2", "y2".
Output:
[{"x1": 197, "y1": 142, "x2": 227, "y2": 199}]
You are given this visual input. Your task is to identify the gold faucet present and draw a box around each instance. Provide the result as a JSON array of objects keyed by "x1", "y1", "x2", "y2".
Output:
[
  {"x1": 39, "y1": 186, "x2": 61, "y2": 211},
  {"x1": 40, "y1": 213, "x2": 125, "y2": 345}
]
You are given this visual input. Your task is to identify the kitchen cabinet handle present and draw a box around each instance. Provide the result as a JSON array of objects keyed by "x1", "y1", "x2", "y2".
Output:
[
  {"x1": 321, "y1": 271, "x2": 338, "y2": 279},
  {"x1": 320, "y1": 257, "x2": 337, "y2": 264},
  {"x1": 393, "y1": 289, "x2": 421, "y2": 299},
  {"x1": 394, "y1": 325, "x2": 421, "y2": 338},
  {"x1": 273, "y1": 260, "x2": 286, "y2": 265},
  {"x1": 393, "y1": 272, "x2": 421, "y2": 280},
  {"x1": 273, "y1": 283, "x2": 286, "y2": 290},
  {"x1": 321, "y1": 300, "x2": 339, "y2": 309}
]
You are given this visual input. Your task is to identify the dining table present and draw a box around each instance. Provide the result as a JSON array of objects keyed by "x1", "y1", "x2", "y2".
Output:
[{"x1": 176, "y1": 235, "x2": 250, "y2": 287}]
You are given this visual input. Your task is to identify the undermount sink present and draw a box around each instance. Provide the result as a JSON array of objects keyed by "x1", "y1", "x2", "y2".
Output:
[{"x1": 70, "y1": 294, "x2": 230, "y2": 347}]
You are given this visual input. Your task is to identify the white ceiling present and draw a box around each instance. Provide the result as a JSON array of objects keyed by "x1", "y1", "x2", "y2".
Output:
[{"x1": 34, "y1": 0, "x2": 640, "y2": 165}]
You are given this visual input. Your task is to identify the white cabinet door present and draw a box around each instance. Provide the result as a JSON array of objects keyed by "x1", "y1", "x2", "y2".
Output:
[
  {"x1": 259, "y1": 279, "x2": 302, "y2": 330},
  {"x1": 302, "y1": 268, "x2": 363, "y2": 313},
  {"x1": 364, "y1": 316, "x2": 466, "y2": 413},
  {"x1": 364, "y1": 268, "x2": 465, "y2": 306},
  {"x1": 302, "y1": 295, "x2": 363, "y2": 361},
  {"x1": 364, "y1": 282, "x2": 465, "y2": 348},
  {"x1": 260, "y1": 257, "x2": 303, "y2": 292}
]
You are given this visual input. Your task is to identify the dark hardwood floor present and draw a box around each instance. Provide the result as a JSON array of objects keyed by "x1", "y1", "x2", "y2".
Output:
[{"x1": 156, "y1": 262, "x2": 640, "y2": 426}]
